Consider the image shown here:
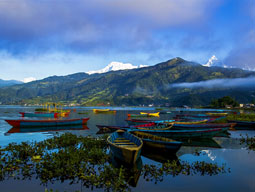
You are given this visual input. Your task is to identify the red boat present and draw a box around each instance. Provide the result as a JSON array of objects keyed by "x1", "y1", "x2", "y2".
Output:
[{"x1": 5, "y1": 118, "x2": 90, "y2": 128}]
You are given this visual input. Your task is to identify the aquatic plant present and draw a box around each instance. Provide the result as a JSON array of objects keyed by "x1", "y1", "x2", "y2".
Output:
[
  {"x1": 240, "y1": 134, "x2": 255, "y2": 151},
  {"x1": 227, "y1": 113, "x2": 255, "y2": 121},
  {"x1": 0, "y1": 133, "x2": 230, "y2": 192}
]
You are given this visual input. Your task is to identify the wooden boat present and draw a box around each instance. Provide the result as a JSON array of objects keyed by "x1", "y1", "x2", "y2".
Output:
[
  {"x1": 206, "y1": 112, "x2": 228, "y2": 116},
  {"x1": 19, "y1": 112, "x2": 59, "y2": 118},
  {"x1": 5, "y1": 118, "x2": 90, "y2": 128},
  {"x1": 93, "y1": 109, "x2": 116, "y2": 113},
  {"x1": 132, "y1": 131, "x2": 182, "y2": 153},
  {"x1": 128, "y1": 128, "x2": 224, "y2": 139},
  {"x1": 107, "y1": 130, "x2": 143, "y2": 164},
  {"x1": 228, "y1": 120, "x2": 255, "y2": 128},
  {"x1": 126, "y1": 119, "x2": 175, "y2": 126},
  {"x1": 172, "y1": 123, "x2": 235, "y2": 130},
  {"x1": 127, "y1": 114, "x2": 149, "y2": 118},
  {"x1": 140, "y1": 112, "x2": 160, "y2": 117},
  {"x1": 171, "y1": 119, "x2": 209, "y2": 125},
  {"x1": 96, "y1": 123, "x2": 172, "y2": 132}
]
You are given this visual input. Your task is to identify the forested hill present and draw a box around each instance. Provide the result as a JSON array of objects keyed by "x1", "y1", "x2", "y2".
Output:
[{"x1": 1, "y1": 57, "x2": 255, "y2": 106}]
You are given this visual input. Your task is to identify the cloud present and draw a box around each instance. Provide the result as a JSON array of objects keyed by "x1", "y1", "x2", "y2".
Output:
[
  {"x1": 0, "y1": 0, "x2": 221, "y2": 53},
  {"x1": 224, "y1": 46, "x2": 255, "y2": 71},
  {"x1": 170, "y1": 77, "x2": 255, "y2": 89}
]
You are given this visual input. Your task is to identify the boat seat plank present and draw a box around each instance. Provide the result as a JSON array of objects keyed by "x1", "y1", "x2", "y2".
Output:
[
  {"x1": 114, "y1": 140, "x2": 130, "y2": 142},
  {"x1": 116, "y1": 144, "x2": 138, "y2": 147},
  {"x1": 115, "y1": 142, "x2": 135, "y2": 144}
]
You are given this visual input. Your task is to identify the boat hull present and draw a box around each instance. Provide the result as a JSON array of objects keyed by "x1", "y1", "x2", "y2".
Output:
[
  {"x1": 5, "y1": 118, "x2": 90, "y2": 128},
  {"x1": 172, "y1": 123, "x2": 235, "y2": 130},
  {"x1": 107, "y1": 130, "x2": 143, "y2": 164},
  {"x1": 129, "y1": 128, "x2": 224, "y2": 139},
  {"x1": 19, "y1": 112, "x2": 58, "y2": 118},
  {"x1": 132, "y1": 131, "x2": 182, "y2": 153}
]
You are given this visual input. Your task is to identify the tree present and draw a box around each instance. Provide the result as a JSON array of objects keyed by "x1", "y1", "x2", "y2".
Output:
[{"x1": 210, "y1": 96, "x2": 239, "y2": 108}]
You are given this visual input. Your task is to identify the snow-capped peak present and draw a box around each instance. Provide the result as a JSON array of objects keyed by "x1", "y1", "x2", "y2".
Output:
[
  {"x1": 23, "y1": 77, "x2": 36, "y2": 83},
  {"x1": 203, "y1": 55, "x2": 218, "y2": 67},
  {"x1": 203, "y1": 55, "x2": 228, "y2": 68},
  {"x1": 87, "y1": 61, "x2": 147, "y2": 75}
]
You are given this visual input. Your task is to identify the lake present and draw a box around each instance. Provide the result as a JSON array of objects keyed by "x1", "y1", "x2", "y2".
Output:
[{"x1": 0, "y1": 105, "x2": 255, "y2": 192}]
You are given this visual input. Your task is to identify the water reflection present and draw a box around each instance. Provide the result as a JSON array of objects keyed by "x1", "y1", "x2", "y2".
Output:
[
  {"x1": 142, "y1": 148, "x2": 179, "y2": 164},
  {"x1": 181, "y1": 138, "x2": 221, "y2": 148},
  {"x1": 110, "y1": 154, "x2": 143, "y2": 187}
]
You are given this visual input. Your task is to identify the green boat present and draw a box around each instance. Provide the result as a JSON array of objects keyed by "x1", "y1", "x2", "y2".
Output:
[
  {"x1": 132, "y1": 131, "x2": 182, "y2": 153},
  {"x1": 128, "y1": 128, "x2": 224, "y2": 139}
]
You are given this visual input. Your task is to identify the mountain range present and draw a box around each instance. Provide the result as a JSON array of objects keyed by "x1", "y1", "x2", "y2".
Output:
[
  {"x1": 0, "y1": 79, "x2": 23, "y2": 88},
  {"x1": 0, "y1": 57, "x2": 255, "y2": 107},
  {"x1": 87, "y1": 61, "x2": 147, "y2": 74}
]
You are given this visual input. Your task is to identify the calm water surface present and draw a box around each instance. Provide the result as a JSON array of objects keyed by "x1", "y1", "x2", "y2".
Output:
[{"x1": 0, "y1": 105, "x2": 254, "y2": 192}]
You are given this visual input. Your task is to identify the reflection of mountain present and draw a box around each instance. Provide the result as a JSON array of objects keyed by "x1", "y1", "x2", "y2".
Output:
[
  {"x1": 177, "y1": 139, "x2": 222, "y2": 157},
  {"x1": 5, "y1": 124, "x2": 89, "y2": 135},
  {"x1": 142, "y1": 148, "x2": 179, "y2": 164},
  {"x1": 110, "y1": 154, "x2": 143, "y2": 187}
]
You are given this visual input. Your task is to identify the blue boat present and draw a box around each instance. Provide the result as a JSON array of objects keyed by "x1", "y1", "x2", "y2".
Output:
[
  {"x1": 107, "y1": 130, "x2": 143, "y2": 164},
  {"x1": 19, "y1": 112, "x2": 58, "y2": 118}
]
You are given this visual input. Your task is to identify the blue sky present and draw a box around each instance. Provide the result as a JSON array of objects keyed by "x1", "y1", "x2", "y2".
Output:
[{"x1": 0, "y1": 0, "x2": 254, "y2": 81}]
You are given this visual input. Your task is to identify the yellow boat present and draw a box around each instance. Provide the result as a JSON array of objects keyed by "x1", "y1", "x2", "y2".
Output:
[
  {"x1": 36, "y1": 102, "x2": 70, "y2": 117},
  {"x1": 93, "y1": 109, "x2": 116, "y2": 113},
  {"x1": 173, "y1": 119, "x2": 208, "y2": 125},
  {"x1": 140, "y1": 112, "x2": 160, "y2": 117},
  {"x1": 206, "y1": 112, "x2": 228, "y2": 116}
]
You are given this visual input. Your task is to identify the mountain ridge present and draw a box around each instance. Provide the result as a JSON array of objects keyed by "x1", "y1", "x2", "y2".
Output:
[{"x1": 0, "y1": 57, "x2": 255, "y2": 106}]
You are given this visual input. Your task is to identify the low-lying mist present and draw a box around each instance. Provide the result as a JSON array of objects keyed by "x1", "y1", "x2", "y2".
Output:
[{"x1": 170, "y1": 76, "x2": 255, "y2": 89}]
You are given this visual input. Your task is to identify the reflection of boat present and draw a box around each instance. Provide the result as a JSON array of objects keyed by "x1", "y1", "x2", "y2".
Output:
[
  {"x1": 6, "y1": 124, "x2": 89, "y2": 134},
  {"x1": 140, "y1": 112, "x2": 160, "y2": 117},
  {"x1": 93, "y1": 109, "x2": 116, "y2": 113},
  {"x1": 110, "y1": 154, "x2": 142, "y2": 187},
  {"x1": 19, "y1": 112, "x2": 58, "y2": 118},
  {"x1": 181, "y1": 138, "x2": 221, "y2": 148},
  {"x1": 131, "y1": 131, "x2": 182, "y2": 153},
  {"x1": 5, "y1": 118, "x2": 90, "y2": 128},
  {"x1": 142, "y1": 148, "x2": 180, "y2": 164},
  {"x1": 107, "y1": 130, "x2": 143, "y2": 164}
]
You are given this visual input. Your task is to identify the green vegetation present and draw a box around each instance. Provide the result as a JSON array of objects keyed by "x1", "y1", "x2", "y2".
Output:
[
  {"x1": 1, "y1": 58, "x2": 255, "y2": 106},
  {"x1": 210, "y1": 96, "x2": 239, "y2": 108},
  {"x1": 0, "y1": 133, "x2": 229, "y2": 191},
  {"x1": 227, "y1": 113, "x2": 255, "y2": 121}
]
